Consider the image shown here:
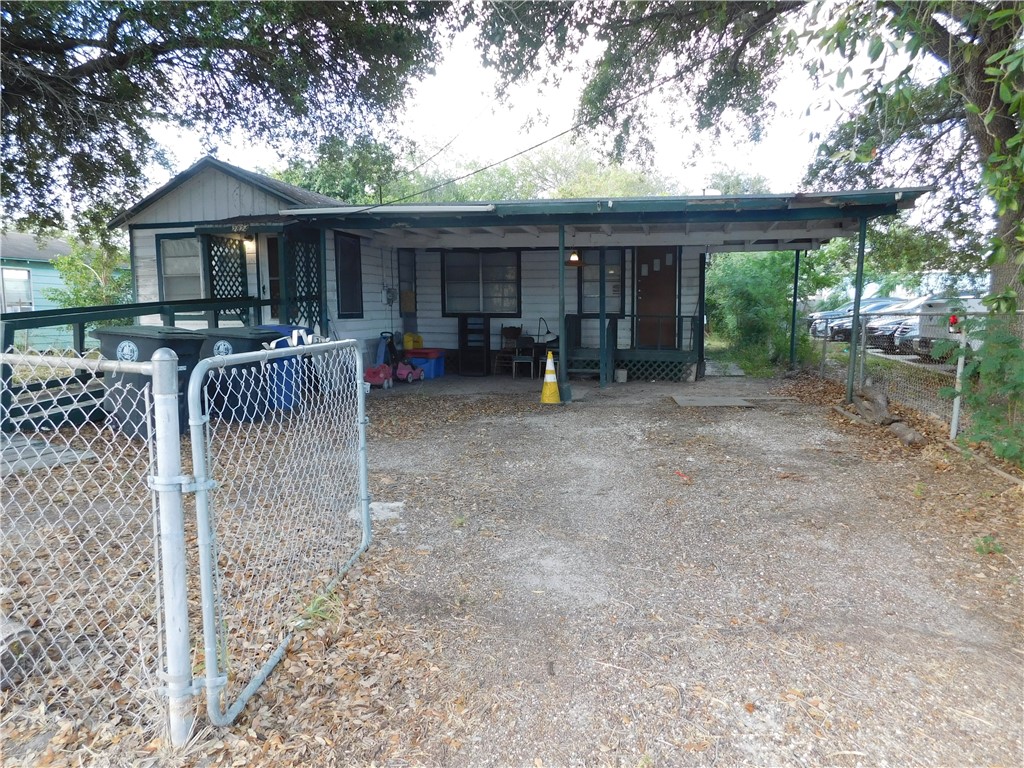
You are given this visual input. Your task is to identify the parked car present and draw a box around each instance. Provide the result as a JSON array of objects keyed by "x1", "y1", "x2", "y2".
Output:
[
  {"x1": 913, "y1": 296, "x2": 986, "y2": 360},
  {"x1": 892, "y1": 316, "x2": 920, "y2": 355},
  {"x1": 811, "y1": 297, "x2": 903, "y2": 340},
  {"x1": 865, "y1": 296, "x2": 930, "y2": 352}
]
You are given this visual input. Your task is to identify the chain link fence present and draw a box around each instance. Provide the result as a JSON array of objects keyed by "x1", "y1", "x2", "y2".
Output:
[
  {"x1": 2, "y1": 350, "x2": 163, "y2": 733},
  {"x1": 812, "y1": 310, "x2": 1024, "y2": 437},
  {"x1": 2, "y1": 335, "x2": 369, "y2": 747}
]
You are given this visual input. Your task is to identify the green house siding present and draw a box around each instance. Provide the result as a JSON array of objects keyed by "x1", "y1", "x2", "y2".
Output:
[{"x1": 2, "y1": 258, "x2": 82, "y2": 350}]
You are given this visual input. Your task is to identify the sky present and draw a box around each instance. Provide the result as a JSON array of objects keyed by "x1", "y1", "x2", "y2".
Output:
[{"x1": 153, "y1": 30, "x2": 859, "y2": 198}]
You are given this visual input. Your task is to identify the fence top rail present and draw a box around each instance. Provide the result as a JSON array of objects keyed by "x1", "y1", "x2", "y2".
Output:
[
  {"x1": 1, "y1": 350, "x2": 155, "y2": 376},
  {"x1": 186, "y1": 338, "x2": 361, "y2": 418}
]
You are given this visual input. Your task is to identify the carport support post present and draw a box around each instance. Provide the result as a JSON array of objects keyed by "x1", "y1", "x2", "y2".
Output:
[
  {"x1": 845, "y1": 218, "x2": 868, "y2": 403},
  {"x1": 557, "y1": 226, "x2": 571, "y2": 402},
  {"x1": 789, "y1": 249, "x2": 801, "y2": 370},
  {"x1": 599, "y1": 247, "x2": 607, "y2": 388}
]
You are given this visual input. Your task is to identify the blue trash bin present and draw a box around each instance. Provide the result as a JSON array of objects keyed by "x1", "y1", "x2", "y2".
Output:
[{"x1": 257, "y1": 325, "x2": 313, "y2": 411}]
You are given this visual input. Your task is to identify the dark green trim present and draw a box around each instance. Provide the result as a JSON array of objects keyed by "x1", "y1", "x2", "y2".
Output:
[
  {"x1": 789, "y1": 250, "x2": 801, "y2": 370},
  {"x1": 847, "y1": 219, "x2": 869, "y2": 403},
  {"x1": 154, "y1": 232, "x2": 200, "y2": 303},
  {"x1": 128, "y1": 221, "x2": 207, "y2": 231},
  {"x1": 310, "y1": 198, "x2": 920, "y2": 233}
]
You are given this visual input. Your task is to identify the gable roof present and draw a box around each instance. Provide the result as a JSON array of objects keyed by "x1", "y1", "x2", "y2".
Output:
[
  {"x1": 107, "y1": 155, "x2": 347, "y2": 229},
  {"x1": 1, "y1": 232, "x2": 74, "y2": 263}
]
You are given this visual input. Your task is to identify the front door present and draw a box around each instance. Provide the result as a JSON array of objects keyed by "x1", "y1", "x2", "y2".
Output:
[
  {"x1": 257, "y1": 235, "x2": 282, "y2": 324},
  {"x1": 635, "y1": 246, "x2": 678, "y2": 348}
]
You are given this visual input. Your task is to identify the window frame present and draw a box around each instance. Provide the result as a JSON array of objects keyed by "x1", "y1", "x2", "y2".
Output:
[
  {"x1": 577, "y1": 247, "x2": 626, "y2": 318},
  {"x1": 1, "y1": 266, "x2": 34, "y2": 312},
  {"x1": 334, "y1": 232, "x2": 364, "y2": 319},
  {"x1": 155, "y1": 233, "x2": 204, "y2": 302},
  {"x1": 440, "y1": 249, "x2": 521, "y2": 318}
]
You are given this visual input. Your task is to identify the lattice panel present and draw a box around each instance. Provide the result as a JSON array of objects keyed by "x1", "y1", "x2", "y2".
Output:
[
  {"x1": 209, "y1": 236, "x2": 248, "y2": 323},
  {"x1": 569, "y1": 358, "x2": 691, "y2": 382},
  {"x1": 287, "y1": 236, "x2": 323, "y2": 329}
]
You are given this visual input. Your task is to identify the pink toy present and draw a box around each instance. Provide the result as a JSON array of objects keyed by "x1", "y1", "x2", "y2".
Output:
[{"x1": 393, "y1": 359, "x2": 425, "y2": 383}]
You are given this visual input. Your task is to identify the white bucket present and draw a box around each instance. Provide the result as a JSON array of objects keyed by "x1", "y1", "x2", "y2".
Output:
[{"x1": 614, "y1": 368, "x2": 628, "y2": 384}]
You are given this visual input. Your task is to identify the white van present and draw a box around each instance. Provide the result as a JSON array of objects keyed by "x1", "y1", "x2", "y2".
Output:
[{"x1": 913, "y1": 296, "x2": 986, "y2": 359}]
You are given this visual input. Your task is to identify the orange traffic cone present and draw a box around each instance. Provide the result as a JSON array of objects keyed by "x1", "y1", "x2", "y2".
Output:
[{"x1": 540, "y1": 351, "x2": 560, "y2": 404}]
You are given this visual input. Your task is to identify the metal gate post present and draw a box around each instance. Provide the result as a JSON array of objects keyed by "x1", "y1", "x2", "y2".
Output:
[{"x1": 150, "y1": 348, "x2": 194, "y2": 746}]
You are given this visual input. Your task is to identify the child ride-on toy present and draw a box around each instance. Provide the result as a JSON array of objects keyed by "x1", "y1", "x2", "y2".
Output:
[
  {"x1": 378, "y1": 331, "x2": 425, "y2": 383},
  {"x1": 394, "y1": 359, "x2": 425, "y2": 383},
  {"x1": 364, "y1": 363, "x2": 393, "y2": 389}
]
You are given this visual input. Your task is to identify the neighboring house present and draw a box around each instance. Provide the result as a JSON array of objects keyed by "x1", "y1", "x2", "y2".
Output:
[
  {"x1": 1, "y1": 232, "x2": 74, "y2": 349},
  {"x1": 108, "y1": 155, "x2": 927, "y2": 381}
]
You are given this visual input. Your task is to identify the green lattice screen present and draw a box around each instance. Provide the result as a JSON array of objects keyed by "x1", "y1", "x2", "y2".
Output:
[
  {"x1": 569, "y1": 358, "x2": 691, "y2": 382},
  {"x1": 208, "y1": 236, "x2": 248, "y2": 323},
  {"x1": 286, "y1": 235, "x2": 323, "y2": 330}
]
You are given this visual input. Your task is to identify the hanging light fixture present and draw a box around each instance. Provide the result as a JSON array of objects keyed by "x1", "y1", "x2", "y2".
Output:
[{"x1": 566, "y1": 249, "x2": 583, "y2": 266}]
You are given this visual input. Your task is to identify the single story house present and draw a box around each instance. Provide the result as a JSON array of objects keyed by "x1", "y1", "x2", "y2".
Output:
[
  {"x1": 1, "y1": 232, "x2": 74, "y2": 349},
  {"x1": 108, "y1": 156, "x2": 927, "y2": 386}
]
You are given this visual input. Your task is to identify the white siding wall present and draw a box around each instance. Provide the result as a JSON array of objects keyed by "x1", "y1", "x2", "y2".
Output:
[
  {"x1": 131, "y1": 226, "x2": 194, "y2": 304},
  {"x1": 128, "y1": 169, "x2": 290, "y2": 225}
]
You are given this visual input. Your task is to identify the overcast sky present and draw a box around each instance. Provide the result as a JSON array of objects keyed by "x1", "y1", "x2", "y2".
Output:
[{"x1": 153, "y1": 30, "x2": 862, "y2": 197}]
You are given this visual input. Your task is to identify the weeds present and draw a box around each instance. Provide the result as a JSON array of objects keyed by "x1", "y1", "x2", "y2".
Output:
[{"x1": 973, "y1": 535, "x2": 1005, "y2": 556}]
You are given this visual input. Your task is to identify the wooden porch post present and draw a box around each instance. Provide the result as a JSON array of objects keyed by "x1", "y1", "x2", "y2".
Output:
[
  {"x1": 789, "y1": 249, "x2": 801, "y2": 370},
  {"x1": 846, "y1": 219, "x2": 868, "y2": 403}
]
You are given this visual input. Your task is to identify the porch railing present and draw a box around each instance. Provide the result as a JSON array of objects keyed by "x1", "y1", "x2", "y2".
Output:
[
  {"x1": 1, "y1": 297, "x2": 271, "y2": 432},
  {"x1": 567, "y1": 314, "x2": 700, "y2": 352},
  {"x1": 1, "y1": 296, "x2": 269, "y2": 354}
]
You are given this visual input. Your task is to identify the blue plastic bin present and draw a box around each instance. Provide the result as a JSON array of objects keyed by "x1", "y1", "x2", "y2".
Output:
[{"x1": 409, "y1": 356, "x2": 444, "y2": 379}]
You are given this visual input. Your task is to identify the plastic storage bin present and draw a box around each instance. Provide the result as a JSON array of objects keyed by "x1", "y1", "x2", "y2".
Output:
[
  {"x1": 256, "y1": 325, "x2": 313, "y2": 410},
  {"x1": 91, "y1": 325, "x2": 205, "y2": 438},
  {"x1": 195, "y1": 326, "x2": 283, "y2": 421}
]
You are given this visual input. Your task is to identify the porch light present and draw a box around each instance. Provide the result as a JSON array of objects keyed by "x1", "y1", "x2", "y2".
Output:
[{"x1": 566, "y1": 249, "x2": 583, "y2": 266}]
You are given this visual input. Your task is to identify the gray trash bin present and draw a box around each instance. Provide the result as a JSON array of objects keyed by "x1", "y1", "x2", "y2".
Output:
[
  {"x1": 91, "y1": 325, "x2": 205, "y2": 438},
  {"x1": 195, "y1": 326, "x2": 284, "y2": 422}
]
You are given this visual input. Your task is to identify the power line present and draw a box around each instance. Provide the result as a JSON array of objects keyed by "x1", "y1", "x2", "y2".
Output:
[{"x1": 373, "y1": 72, "x2": 681, "y2": 209}]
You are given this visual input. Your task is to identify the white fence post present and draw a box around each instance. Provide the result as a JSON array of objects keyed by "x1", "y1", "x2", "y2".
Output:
[
  {"x1": 150, "y1": 348, "x2": 194, "y2": 746},
  {"x1": 949, "y1": 332, "x2": 968, "y2": 441}
]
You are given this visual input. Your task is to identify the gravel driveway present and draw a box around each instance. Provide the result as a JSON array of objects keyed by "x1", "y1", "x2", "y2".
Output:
[{"x1": 365, "y1": 371, "x2": 1023, "y2": 767}]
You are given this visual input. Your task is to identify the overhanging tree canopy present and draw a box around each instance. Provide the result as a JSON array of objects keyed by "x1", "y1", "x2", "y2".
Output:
[
  {"x1": 464, "y1": 1, "x2": 1023, "y2": 302},
  {"x1": 1, "y1": 1, "x2": 449, "y2": 231}
]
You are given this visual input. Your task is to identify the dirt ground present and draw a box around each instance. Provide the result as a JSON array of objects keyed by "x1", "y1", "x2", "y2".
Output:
[
  {"x1": 3, "y1": 369, "x2": 1022, "y2": 767},
  {"x1": 358, "y1": 372, "x2": 1023, "y2": 767}
]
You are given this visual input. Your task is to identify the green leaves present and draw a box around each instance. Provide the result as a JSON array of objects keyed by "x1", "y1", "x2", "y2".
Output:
[{"x1": 2, "y1": 1, "x2": 450, "y2": 231}]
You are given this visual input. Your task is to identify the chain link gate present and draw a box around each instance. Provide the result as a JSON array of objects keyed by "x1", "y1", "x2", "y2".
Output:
[
  {"x1": 184, "y1": 337, "x2": 371, "y2": 733},
  {"x1": 3, "y1": 337, "x2": 370, "y2": 748}
]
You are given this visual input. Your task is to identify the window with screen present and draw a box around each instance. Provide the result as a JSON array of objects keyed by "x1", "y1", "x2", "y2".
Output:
[
  {"x1": 335, "y1": 233, "x2": 363, "y2": 318},
  {"x1": 580, "y1": 248, "x2": 624, "y2": 316},
  {"x1": 443, "y1": 250, "x2": 519, "y2": 316},
  {"x1": 2, "y1": 267, "x2": 33, "y2": 312},
  {"x1": 157, "y1": 235, "x2": 203, "y2": 301}
]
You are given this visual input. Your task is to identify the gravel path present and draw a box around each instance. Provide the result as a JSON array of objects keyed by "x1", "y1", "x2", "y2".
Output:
[{"x1": 367, "y1": 373, "x2": 1023, "y2": 767}]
